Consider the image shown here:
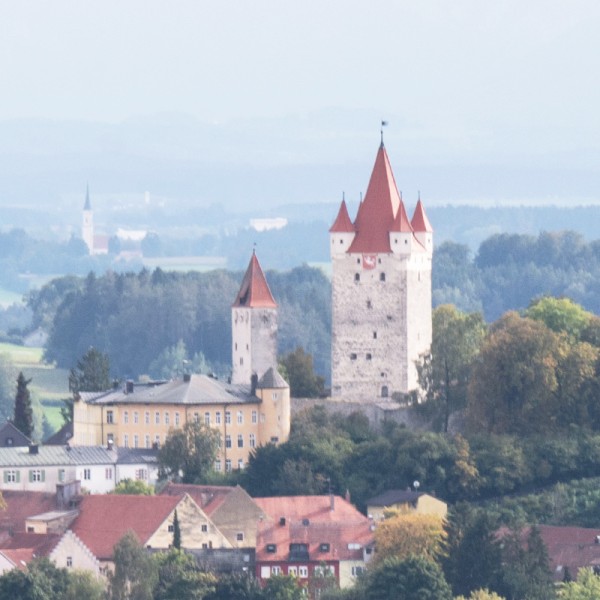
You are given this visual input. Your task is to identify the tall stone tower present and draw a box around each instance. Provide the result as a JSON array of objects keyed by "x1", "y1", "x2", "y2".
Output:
[
  {"x1": 82, "y1": 184, "x2": 94, "y2": 255},
  {"x1": 330, "y1": 142, "x2": 433, "y2": 400},
  {"x1": 231, "y1": 251, "x2": 278, "y2": 385}
]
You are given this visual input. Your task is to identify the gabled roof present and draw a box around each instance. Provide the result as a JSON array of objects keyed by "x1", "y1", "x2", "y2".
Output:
[
  {"x1": 43, "y1": 421, "x2": 73, "y2": 446},
  {"x1": 0, "y1": 532, "x2": 61, "y2": 557},
  {"x1": 411, "y1": 198, "x2": 433, "y2": 232},
  {"x1": 366, "y1": 489, "x2": 424, "y2": 506},
  {"x1": 70, "y1": 494, "x2": 181, "y2": 560},
  {"x1": 232, "y1": 252, "x2": 276, "y2": 309},
  {"x1": 0, "y1": 548, "x2": 36, "y2": 570},
  {"x1": 329, "y1": 200, "x2": 355, "y2": 233},
  {"x1": 255, "y1": 495, "x2": 366, "y2": 523},
  {"x1": 0, "y1": 421, "x2": 32, "y2": 448},
  {"x1": 160, "y1": 483, "x2": 236, "y2": 516},
  {"x1": 0, "y1": 445, "x2": 117, "y2": 468},
  {"x1": 348, "y1": 144, "x2": 403, "y2": 253}
]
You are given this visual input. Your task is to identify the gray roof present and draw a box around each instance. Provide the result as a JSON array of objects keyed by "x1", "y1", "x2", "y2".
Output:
[
  {"x1": 366, "y1": 489, "x2": 425, "y2": 507},
  {"x1": 116, "y1": 447, "x2": 159, "y2": 465},
  {"x1": 0, "y1": 421, "x2": 33, "y2": 447},
  {"x1": 81, "y1": 374, "x2": 260, "y2": 407},
  {"x1": 258, "y1": 367, "x2": 288, "y2": 389}
]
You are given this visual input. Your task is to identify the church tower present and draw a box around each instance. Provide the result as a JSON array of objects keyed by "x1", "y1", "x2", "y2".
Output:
[
  {"x1": 231, "y1": 251, "x2": 278, "y2": 385},
  {"x1": 330, "y1": 142, "x2": 433, "y2": 400},
  {"x1": 82, "y1": 184, "x2": 94, "y2": 255}
]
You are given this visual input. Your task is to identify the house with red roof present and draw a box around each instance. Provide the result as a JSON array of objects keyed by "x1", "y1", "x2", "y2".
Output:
[
  {"x1": 330, "y1": 141, "x2": 433, "y2": 400},
  {"x1": 254, "y1": 495, "x2": 374, "y2": 591}
]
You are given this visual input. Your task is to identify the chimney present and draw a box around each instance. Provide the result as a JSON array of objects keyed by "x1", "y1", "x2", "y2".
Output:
[
  {"x1": 126, "y1": 380, "x2": 134, "y2": 394},
  {"x1": 251, "y1": 373, "x2": 258, "y2": 396},
  {"x1": 183, "y1": 373, "x2": 191, "y2": 383},
  {"x1": 330, "y1": 493, "x2": 335, "y2": 512}
]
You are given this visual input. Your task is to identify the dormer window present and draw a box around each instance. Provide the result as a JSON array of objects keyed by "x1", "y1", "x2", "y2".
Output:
[
  {"x1": 319, "y1": 543, "x2": 330, "y2": 552},
  {"x1": 266, "y1": 544, "x2": 277, "y2": 553}
]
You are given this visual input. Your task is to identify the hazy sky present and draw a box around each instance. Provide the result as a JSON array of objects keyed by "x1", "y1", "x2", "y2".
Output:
[{"x1": 1, "y1": 0, "x2": 599, "y2": 203}]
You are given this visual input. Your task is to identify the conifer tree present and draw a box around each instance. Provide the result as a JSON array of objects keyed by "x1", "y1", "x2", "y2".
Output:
[
  {"x1": 13, "y1": 372, "x2": 33, "y2": 439},
  {"x1": 172, "y1": 509, "x2": 181, "y2": 550}
]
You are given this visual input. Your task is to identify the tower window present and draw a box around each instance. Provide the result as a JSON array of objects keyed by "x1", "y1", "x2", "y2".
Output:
[
  {"x1": 354, "y1": 273, "x2": 360, "y2": 282},
  {"x1": 405, "y1": 239, "x2": 408, "y2": 244},
  {"x1": 240, "y1": 357, "x2": 243, "y2": 365},
  {"x1": 339, "y1": 239, "x2": 344, "y2": 244},
  {"x1": 378, "y1": 258, "x2": 381, "y2": 264},
  {"x1": 373, "y1": 331, "x2": 377, "y2": 339},
  {"x1": 357, "y1": 258, "x2": 360, "y2": 264},
  {"x1": 380, "y1": 272, "x2": 386, "y2": 282},
  {"x1": 367, "y1": 300, "x2": 372, "y2": 309},
  {"x1": 350, "y1": 353, "x2": 357, "y2": 360},
  {"x1": 366, "y1": 353, "x2": 372, "y2": 360}
]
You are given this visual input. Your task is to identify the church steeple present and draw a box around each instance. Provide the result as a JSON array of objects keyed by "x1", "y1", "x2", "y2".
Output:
[
  {"x1": 82, "y1": 185, "x2": 94, "y2": 255},
  {"x1": 84, "y1": 183, "x2": 91, "y2": 211}
]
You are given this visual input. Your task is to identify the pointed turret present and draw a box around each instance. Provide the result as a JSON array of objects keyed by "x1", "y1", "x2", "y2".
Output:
[
  {"x1": 84, "y1": 184, "x2": 91, "y2": 210},
  {"x1": 329, "y1": 197, "x2": 356, "y2": 258},
  {"x1": 348, "y1": 144, "x2": 403, "y2": 253},
  {"x1": 411, "y1": 197, "x2": 433, "y2": 254},
  {"x1": 390, "y1": 200, "x2": 414, "y2": 254},
  {"x1": 232, "y1": 251, "x2": 277, "y2": 309},
  {"x1": 231, "y1": 251, "x2": 278, "y2": 385},
  {"x1": 82, "y1": 185, "x2": 94, "y2": 255}
]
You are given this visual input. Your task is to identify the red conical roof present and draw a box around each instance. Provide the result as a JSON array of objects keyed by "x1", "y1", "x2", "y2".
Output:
[
  {"x1": 390, "y1": 201, "x2": 413, "y2": 233},
  {"x1": 411, "y1": 199, "x2": 433, "y2": 232},
  {"x1": 232, "y1": 251, "x2": 277, "y2": 308},
  {"x1": 329, "y1": 199, "x2": 355, "y2": 233},
  {"x1": 348, "y1": 144, "x2": 404, "y2": 253}
]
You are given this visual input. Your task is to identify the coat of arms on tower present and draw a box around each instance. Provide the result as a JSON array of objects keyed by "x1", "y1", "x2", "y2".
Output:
[{"x1": 362, "y1": 254, "x2": 376, "y2": 269}]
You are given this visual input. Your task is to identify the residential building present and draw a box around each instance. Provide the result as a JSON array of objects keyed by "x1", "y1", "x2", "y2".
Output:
[
  {"x1": 330, "y1": 140, "x2": 433, "y2": 400},
  {"x1": 366, "y1": 489, "x2": 448, "y2": 521},
  {"x1": 0, "y1": 421, "x2": 32, "y2": 448},
  {"x1": 0, "y1": 445, "x2": 159, "y2": 494},
  {"x1": 254, "y1": 495, "x2": 374, "y2": 591}
]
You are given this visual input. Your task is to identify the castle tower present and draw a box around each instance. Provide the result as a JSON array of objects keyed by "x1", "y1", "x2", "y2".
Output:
[
  {"x1": 330, "y1": 142, "x2": 433, "y2": 400},
  {"x1": 82, "y1": 184, "x2": 94, "y2": 255},
  {"x1": 231, "y1": 251, "x2": 278, "y2": 385}
]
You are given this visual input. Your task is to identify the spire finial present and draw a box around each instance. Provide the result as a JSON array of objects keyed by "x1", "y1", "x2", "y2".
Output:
[
  {"x1": 418, "y1": 190, "x2": 421, "y2": 201},
  {"x1": 342, "y1": 191, "x2": 345, "y2": 202},
  {"x1": 253, "y1": 242, "x2": 256, "y2": 255},
  {"x1": 380, "y1": 120, "x2": 388, "y2": 146}
]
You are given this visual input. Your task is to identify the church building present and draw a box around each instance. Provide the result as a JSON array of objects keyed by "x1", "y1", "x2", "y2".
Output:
[{"x1": 329, "y1": 141, "x2": 433, "y2": 401}]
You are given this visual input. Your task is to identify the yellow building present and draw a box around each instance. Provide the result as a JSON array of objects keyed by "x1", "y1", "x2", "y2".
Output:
[
  {"x1": 73, "y1": 369, "x2": 290, "y2": 471},
  {"x1": 366, "y1": 490, "x2": 447, "y2": 521},
  {"x1": 73, "y1": 251, "x2": 291, "y2": 471}
]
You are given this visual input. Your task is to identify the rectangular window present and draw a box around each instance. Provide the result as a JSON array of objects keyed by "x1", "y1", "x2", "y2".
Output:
[
  {"x1": 155, "y1": 434, "x2": 161, "y2": 446},
  {"x1": 351, "y1": 566, "x2": 365, "y2": 577},
  {"x1": 124, "y1": 434, "x2": 129, "y2": 448},
  {"x1": 236, "y1": 532, "x2": 244, "y2": 541},
  {"x1": 145, "y1": 411, "x2": 150, "y2": 424},
  {"x1": 175, "y1": 412, "x2": 180, "y2": 426},
  {"x1": 288, "y1": 566, "x2": 298, "y2": 576},
  {"x1": 145, "y1": 435, "x2": 150, "y2": 448},
  {"x1": 4, "y1": 470, "x2": 19, "y2": 483},
  {"x1": 249, "y1": 434, "x2": 256, "y2": 448},
  {"x1": 201, "y1": 524, "x2": 208, "y2": 532},
  {"x1": 194, "y1": 412, "x2": 199, "y2": 423},
  {"x1": 252, "y1": 410, "x2": 258, "y2": 424},
  {"x1": 237, "y1": 434, "x2": 243, "y2": 448},
  {"x1": 83, "y1": 468, "x2": 91, "y2": 480},
  {"x1": 135, "y1": 469, "x2": 147, "y2": 480},
  {"x1": 134, "y1": 435, "x2": 139, "y2": 448},
  {"x1": 105, "y1": 468, "x2": 112, "y2": 480},
  {"x1": 225, "y1": 460, "x2": 232, "y2": 472},
  {"x1": 123, "y1": 411, "x2": 129, "y2": 424},
  {"x1": 215, "y1": 411, "x2": 221, "y2": 425},
  {"x1": 225, "y1": 435, "x2": 232, "y2": 448},
  {"x1": 205, "y1": 412, "x2": 210, "y2": 425},
  {"x1": 168, "y1": 524, "x2": 174, "y2": 532},
  {"x1": 225, "y1": 411, "x2": 231, "y2": 424},
  {"x1": 66, "y1": 556, "x2": 73, "y2": 568},
  {"x1": 237, "y1": 410, "x2": 243, "y2": 424},
  {"x1": 238, "y1": 459, "x2": 244, "y2": 470},
  {"x1": 272, "y1": 566, "x2": 281, "y2": 575},
  {"x1": 299, "y1": 566, "x2": 308, "y2": 578},
  {"x1": 106, "y1": 410, "x2": 114, "y2": 424},
  {"x1": 58, "y1": 469, "x2": 65, "y2": 482},
  {"x1": 164, "y1": 412, "x2": 170, "y2": 426},
  {"x1": 261, "y1": 566, "x2": 271, "y2": 579},
  {"x1": 155, "y1": 412, "x2": 160, "y2": 425},
  {"x1": 214, "y1": 460, "x2": 221, "y2": 472},
  {"x1": 134, "y1": 411, "x2": 139, "y2": 424}
]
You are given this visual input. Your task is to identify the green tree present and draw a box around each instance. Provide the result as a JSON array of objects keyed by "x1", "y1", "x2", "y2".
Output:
[
  {"x1": 108, "y1": 531, "x2": 158, "y2": 600},
  {"x1": 526, "y1": 296, "x2": 593, "y2": 340},
  {"x1": 0, "y1": 353, "x2": 16, "y2": 422},
  {"x1": 159, "y1": 421, "x2": 220, "y2": 483},
  {"x1": 172, "y1": 509, "x2": 181, "y2": 549},
  {"x1": 307, "y1": 563, "x2": 338, "y2": 599},
  {"x1": 69, "y1": 347, "x2": 111, "y2": 393},
  {"x1": 558, "y1": 568, "x2": 600, "y2": 599},
  {"x1": 205, "y1": 572, "x2": 263, "y2": 600},
  {"x1": 279, "y1": 347, "x2": 324, "y2": 398},
  {"x1": 112, "y1": 479, "x2": 155, "y2": 495},
  {"x1": 466, "y1": 312, "x2": 561, "y2": 434},
  {"x1": 153, "y1": 549, "x2": 215, "y2": 600},
  {"x1": 13, "y1": 371, "x2": 33, "y2": 438},
  {"x1": 456, "y1": 590, "x2": 506, "y2": 600},
  {"x1": 0, "y1": 557, "x2": 70, "y2": 600},
  {"x1": 364, "y1": 555, "x2": 452, "y2": 600},
  {"x1": 262, "y1": 574, "x2": 304, "y2": 600},
  {"x1": 64, "y1": 570, "x2": 106, "y2": 600},
  {"x1": 418, "y1": 305, "x2": 485, "y2": 431}
]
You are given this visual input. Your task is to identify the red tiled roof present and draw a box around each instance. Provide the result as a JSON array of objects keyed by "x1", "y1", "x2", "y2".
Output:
[
  {"x1": 348, "y1": 144, "x2": 403, "y2": 253},
  {"x1": 70, "y1": 494, "x2": 180, "y2": 560},
  {"x1": 390, "y1": 201, "x2": 414, "y2": 233},
  {"x1": 232, "y1": 252, "x2": 277, "y2": 309},
  {"x1": 329, "y1": 200, "x2": 355, "y2": 233},
  {"x1": 254, "y1": 495, "x2": 372, "y2": 562},
  {"x1": 160, "y1": 483, "x2": 233, "y2": 516},
  {"x1": 0, "y1": 491, "x2": 57, "y2": 534},
  {"x1": 0, "y1": 548, "x2": 35, "y2": 570},
  {"x1": 0, "y1": 532, "x2": 61, "y2": 557},
  {"x1": 411, "y1": 199, "x2": 433, "y2": 232}
]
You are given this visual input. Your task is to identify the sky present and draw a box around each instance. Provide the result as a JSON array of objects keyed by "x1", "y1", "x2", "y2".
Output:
[{"x1": 0, "y1": 0, "x2": 599, "y2": 204}]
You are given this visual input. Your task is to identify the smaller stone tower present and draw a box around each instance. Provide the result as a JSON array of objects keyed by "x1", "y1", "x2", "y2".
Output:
[
  {"x1": 231, "y1": 251, "x2": 278, "y2": 385},
  {"x1": 82, "y1": 184, "x2": 94, "y2": 255}
]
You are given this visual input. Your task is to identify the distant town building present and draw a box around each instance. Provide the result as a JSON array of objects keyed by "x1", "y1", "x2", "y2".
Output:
[
  {"x1": 81, "y1": 186, "x2": 109, "y2": 255},
  {"x1": 329, "y1": 141, "x2": 433, "y2": 400}
]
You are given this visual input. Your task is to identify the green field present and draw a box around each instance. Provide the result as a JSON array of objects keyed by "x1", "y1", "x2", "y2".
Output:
[
  {"x1": 0, "y1": 342, "x2": 69, "y2": 432},
  {"x1": 0, "y1": 288, "x2": 23, "y2": 308}
]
